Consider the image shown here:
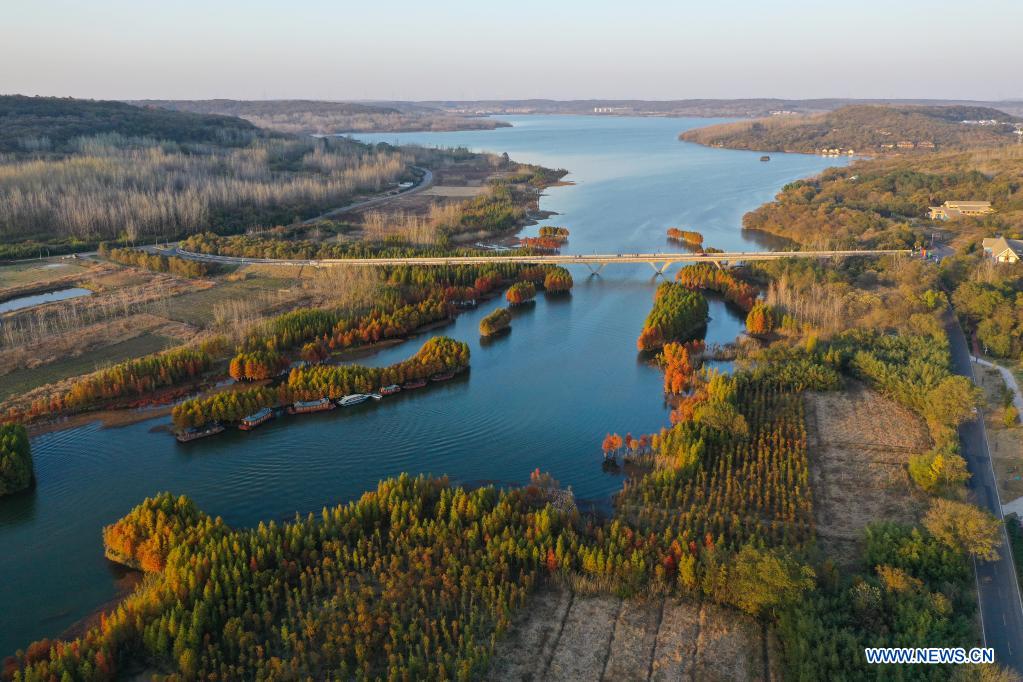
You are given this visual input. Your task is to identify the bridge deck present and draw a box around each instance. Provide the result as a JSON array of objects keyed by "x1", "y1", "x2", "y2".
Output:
[{"x1": 175, "y1": 248, "x2": 911, "y2": 267}]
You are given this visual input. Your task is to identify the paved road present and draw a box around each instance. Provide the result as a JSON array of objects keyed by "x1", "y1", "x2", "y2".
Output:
[
  {"x1": 171, "y1": 248, "x2": 912, "y2": 269},
  {"x1": 298, "y1": 166, "x2": 433, "y2": 225},
  {"x1": 946, "y1": 313, "x2": 1023, "y2": 673}
]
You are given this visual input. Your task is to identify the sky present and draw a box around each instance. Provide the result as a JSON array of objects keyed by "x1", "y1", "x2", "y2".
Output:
[{"x1": 2, "y1": 0, "x2": 1022, "y2": 102}]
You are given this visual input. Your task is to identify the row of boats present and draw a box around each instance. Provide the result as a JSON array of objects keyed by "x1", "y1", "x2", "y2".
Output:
[{"x1": 175, "y1": 371, "x2": 458, "y2": 442}]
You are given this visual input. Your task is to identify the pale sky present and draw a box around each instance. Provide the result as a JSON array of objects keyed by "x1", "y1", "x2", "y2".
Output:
[{"x1": 2, "y1": 0, "x2": 1021, "y2": 101}]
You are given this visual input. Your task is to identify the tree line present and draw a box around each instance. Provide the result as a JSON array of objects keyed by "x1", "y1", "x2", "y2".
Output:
[
  {"x1": 172, "y1": 337, "x2": 469, "y2": 429},
  {"x1": 98, "y1": 243, "x2": 216, "y2": 278}
]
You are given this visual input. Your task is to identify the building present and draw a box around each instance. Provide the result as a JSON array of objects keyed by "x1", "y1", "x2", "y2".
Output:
[
  {"x1": 897, "y1": 141, "x2": 915, "y2": 149},
  {"x1": 928, "y1": 200, "x2": 994, "y2": 220},
  {"x1": 982, "y1": 237, "x2": 1023, "y2": 263}
]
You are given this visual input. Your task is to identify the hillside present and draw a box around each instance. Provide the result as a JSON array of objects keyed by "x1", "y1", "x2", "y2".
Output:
[
  {"x1": 741, "y1": 144, "x2": 1023, "y2": 249},
  {"x1": 0, "y1": 95, "x2": 413, "y2": 250},
  {"x1": 679, "y1": 105, "x2": 1020, "y2": 154},
  {"x1": 0, "y1": 95, "x2": 262, "y2": 153},
  {"x1": 134, "y1": 99, "x2": 511, "y2": 134}
]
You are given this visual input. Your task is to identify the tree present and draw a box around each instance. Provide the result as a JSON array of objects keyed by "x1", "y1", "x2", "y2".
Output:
[
  {"x1": 923, "y1": 376, "x2": 981, "y2": 430},
  {"x1": 923, "y1": 498, "x2": 1002, "y2": 561},
  {"x1": 723, "y1": 545, "x2": 815, "y2": 618},
  {"x1": 1004, "y1": 405, "x2": 1018, "y2": 428},
  {"x1": 0, "y1": 423, "x2": 33, "y2": 497},
  {"x1": 908, "y1": 451, "x2": 970, "y2": 493},
  {"x1": 745, "y1": 303, "x2": 775, "y2": 336}
]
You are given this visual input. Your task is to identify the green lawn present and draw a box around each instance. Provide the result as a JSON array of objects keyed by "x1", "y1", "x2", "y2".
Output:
[{"x1": 0, "y1": 333, "x2": 179, "y2": 400}]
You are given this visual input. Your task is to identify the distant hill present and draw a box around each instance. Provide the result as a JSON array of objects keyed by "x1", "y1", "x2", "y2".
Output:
[
  {"x1": 679, "y1": 105, "x2": 1020, "y2": 154},
  {"x1": 0, "y1": 95, "x2": 261, "y2": 153},
  {"x1": 134, "y1": 99, "x2": 510, "y2": 134},
  {"x1": 404, "y1": 98, "x2": 1023, "y2": 118}
]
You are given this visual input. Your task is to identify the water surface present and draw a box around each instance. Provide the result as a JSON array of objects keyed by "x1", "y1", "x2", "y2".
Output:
[
  {"x1": 0, "y1": 287, "x2": 92, "y2": 314},
  {"x1": 0, "y1": 115, "x2": 845, "y2": 654}
]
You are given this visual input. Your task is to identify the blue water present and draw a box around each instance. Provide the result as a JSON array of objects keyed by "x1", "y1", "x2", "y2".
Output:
[
  {"x1": 0, "y1": 115, "x2": 845, "y2": 655},
  {"x1": 0, "y1": 287, "x2": 92, "y2": 314}
]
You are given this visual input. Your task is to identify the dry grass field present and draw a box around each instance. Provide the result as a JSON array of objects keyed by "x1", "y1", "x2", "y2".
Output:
[
  {"x1": 0, "y1": 259, "x2": 90, "y2": 291},
  {"x1": 488, "y1": 587, "x2": 768, "y2": 682},
  {"x1": 975, "y1": 366, "x2": 1023, "y2": 503},
  {"x1": 805, "y1": 383, "x2": 931, "y2": 563}
]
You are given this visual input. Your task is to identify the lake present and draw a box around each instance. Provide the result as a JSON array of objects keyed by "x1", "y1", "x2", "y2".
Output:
[{"x1": 0, "y1": 115, "x2": 845, "y2": 655}]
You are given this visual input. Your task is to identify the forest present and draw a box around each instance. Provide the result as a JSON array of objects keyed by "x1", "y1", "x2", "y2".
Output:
[
  {"x1": 134, "y1": 99, "x2": 511, "y2": 134},
  {"x1": 680, "y1": 104, "x2": 1019, "y2": 154},
  {"x1": 0, "y1": 97, "x2": 411, "y2": 252},
  {"x1": 741, "y1": 145, "x2": 1023, "y2": 249},
  {"x1": 0, "y1": 423, "x2": 33, "y2": 497},
  {"x1": 0, "y1": 96, "x2": 262, "y2": 153}
]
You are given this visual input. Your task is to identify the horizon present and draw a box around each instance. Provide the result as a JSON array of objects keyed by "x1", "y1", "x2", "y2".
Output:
[{"x1": 4, "y1": 0, "x2": 1022, "y2": 102}]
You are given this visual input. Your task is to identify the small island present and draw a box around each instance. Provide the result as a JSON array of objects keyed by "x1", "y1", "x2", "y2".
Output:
[
  {"x1": 479, "y1": 307, "x2": 512, "y2": 336},
  {"x1": 666, "y1": 228, "x2": 704, "y2": 248},
  {"x1": 505, "y1": 281, "x2": 536, "y2": 305}
]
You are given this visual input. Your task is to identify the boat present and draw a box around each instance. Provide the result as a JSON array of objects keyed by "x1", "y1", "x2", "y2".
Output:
[
  {"x1": 402, "y1": 378, "x2": 427, "y2": 390},
  {"x1": 337, "y1": 393, "x2": 371, "y2": 407},
  {"x1": 430, "y1": 371, "x2": 455, "y2": 382},
  {"x1": 287, "y1": 397, "x2": 335, "y2": 415},
  {"x1": 175, "y1": 423, "x2": 225, "y2": 443},
  {"x1": 760, "y1": 155, "x2": 770, "y2": 162},
  {"x1": 239, "y1": 407, "x2": 274, "y2": 431},
  {"x1": 379, "y1": 384, "x2": 401, "y2": 396}
]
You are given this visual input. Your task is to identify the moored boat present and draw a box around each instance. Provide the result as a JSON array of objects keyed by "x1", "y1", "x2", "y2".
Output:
[
  {"x1": 239, "y1": 407, "x2": 274, "y2": 430},
  {"x1": 430, "y1": 371, "x2": 455, "y2": 382},
  {"x1": 379, "y1": 384, "x2": 401, "y2": 396},
  {"x1": 175, "y1": 423, "x2": 225, "y2": 443},
  {"x1": 287, "y1": 397, "x2": 335, "y2": 415},
  {"x1": 402, "y1": 378, "x2": 427, "y2": 390},
  {"x1": 337, "y1": 393, "x2": 371, "y2": 407}
]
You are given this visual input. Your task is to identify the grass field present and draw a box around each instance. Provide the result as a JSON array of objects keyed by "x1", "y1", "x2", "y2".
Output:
[
  {"x1": 161, "y1": 275, "x2": 300, "y2": 327},
  {"x1": 0, "y1": 261, "x2": 89, "y2": 290},
  {"x1": 0, "y1": 333, "x2": 178, "y2": 400}
]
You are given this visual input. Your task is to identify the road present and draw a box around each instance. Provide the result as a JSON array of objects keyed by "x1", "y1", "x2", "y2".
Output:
[
  {"x1": 297, "y1": 166, "x2": 433, "y2": 225},
  {"x1": 946, "y1": 313, "x2": 1023, "y2": 673},
  {"x1": 170, "y1": 248, "x2": 912, "y2": 269}
]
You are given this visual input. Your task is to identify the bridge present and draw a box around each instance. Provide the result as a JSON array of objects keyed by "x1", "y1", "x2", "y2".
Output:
[{"x1": 172, "y1": 248, "x2": 912, "y2": 274}]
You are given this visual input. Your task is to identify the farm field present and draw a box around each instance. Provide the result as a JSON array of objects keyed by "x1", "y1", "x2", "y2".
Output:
[
  {"x1": 488, "y1": 587, "x2": 769, "y2": 681},
  {"x1": 805, "y1": 383, "x2": 931, "y2": 562}
]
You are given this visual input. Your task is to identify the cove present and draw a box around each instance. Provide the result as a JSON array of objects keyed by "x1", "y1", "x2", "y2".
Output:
[{"x1": 0, "y1": 115, "x2": 846, "y2": 655}]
